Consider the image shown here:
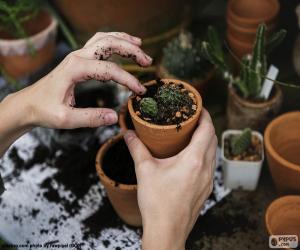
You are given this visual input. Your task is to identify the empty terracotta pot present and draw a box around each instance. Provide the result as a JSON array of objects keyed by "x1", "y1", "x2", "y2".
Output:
[
  {"x1": 227, "y1": 85, "x2": 283, "y2": 131},
  {"x1": 265, "y1": 112, "x2": 300, "y2": 194},
  {"x1": 0, "y1": 10, "x2": 57, "y2": 79},
  {"x1": 227, "y1": 33, "x2": 253, "y2": 59},
  {"x1": 128, "y1": 79, "x2": 202, "y2": 158},
  {"x1": 266, "y1": 195, "x2": 300, "y2": 240},
  {"x1": 95, "y1": 133, "x2": 141, "y2": 226},
  {"x1": 227, "y1": 0, "x2": 280, "y2": 30}
]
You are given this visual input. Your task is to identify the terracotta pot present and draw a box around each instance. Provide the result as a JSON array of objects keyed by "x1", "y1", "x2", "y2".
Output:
[
  {"x1": 266, "y1": 195, "x2": 300, "y2": 241},
  {"x1": 0, "y1": 10, "x2": 57, "y2": 79},
  {"x1": 264, "y1": 112, "x2": 300, "y2": 194},
  {"x1": 54, "y1": 0, "x2": 186, "y2": 57},
  {"x1": 156, "y1": 63, "x2": 215, "y2": 96},
  {"x1": 227, "y1": 32, "x2": 253, "y2": 59},
  {"x1": 95, "y1": 133, "x2": 141, "y2": 226},
  {"x1": 227, "y1": 85, "x2": 283, "y2": 132},
  {"x1": 128, "y1": 79, "x2": 202, "y2": 158},
  {"x1": 227, "y1": 0, "x2": 280, "y2": 30}
]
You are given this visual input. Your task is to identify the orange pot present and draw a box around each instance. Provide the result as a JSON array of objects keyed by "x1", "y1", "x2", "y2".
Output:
[
  {"x1": 0, "y1": 10, "x2": 57, "y2": 79},
  {"x1": 265, "y1": 195, "x2": 300, "y2": 242},
  {"x1": 128, "y1": 79, "x2": 202, "y2": 158},
  {"x1": 265, "y1": 112, "x2": 300, "y2": 194},
  {"x1": 227, "y1": 0, "x2": 280, "y2": 30},
  {"x1": 227, "y1": 32, "x2": 253, "y2": 59},
  {"x1": 95, "y1": 133, "x2": 141, "y2": 226}
]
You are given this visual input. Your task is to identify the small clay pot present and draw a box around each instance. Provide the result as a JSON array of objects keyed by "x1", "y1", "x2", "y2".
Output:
[
  {"x1": 128, "y1": 79, "x2": 202, "y2": 158},
  {"x1": 0, "y1": 10, "x2": 57, "y2": 79},
  {"x1": 227, "y1": 85, "x2": 283, "y2": 132},
  {"x1": 264, "y1": 112, "x2": 300, "y2": 194},
  {"x1": 227, "y1": 0, "x2": 280, "y2": 30},
  {"x1": 156, "y1": 63, "x2": 215, "y2": 96},
  {"x1": 227, "y1": 32, "x2": 253, "y2": 59},
  {"x1": 95, "y1": 133, "x2": 141, "y2": 226},
  {"x1": 265, "y1": 195, "x2": 300, "y2": 240}
]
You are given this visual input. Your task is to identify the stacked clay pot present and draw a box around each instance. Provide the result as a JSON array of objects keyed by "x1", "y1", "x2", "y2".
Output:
[{"x1": 226, "y1": 0, "x2": 280, "y2": 58}]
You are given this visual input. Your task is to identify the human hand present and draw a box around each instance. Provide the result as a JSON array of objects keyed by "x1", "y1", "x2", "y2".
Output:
[
  {"x1": 124, "y1": 109, "x2": 217, "y2": 250},
  {"x1": 4, "y1": 32, "x2": 152, "y2": 129}
]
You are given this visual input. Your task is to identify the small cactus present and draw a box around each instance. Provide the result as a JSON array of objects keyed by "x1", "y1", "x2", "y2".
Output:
[
  {"x1": 140, "y1": 97, "x2": 158, "y2": 117},
  {"x1": 231, "y1": 128, "x2": 252, "y2": 156},
  {"x1": 162, "y1": 31, "x2": 211, "y2": 79},
  {"x1": 156, "y1": 84, "x2": 185, "y2": 107}
]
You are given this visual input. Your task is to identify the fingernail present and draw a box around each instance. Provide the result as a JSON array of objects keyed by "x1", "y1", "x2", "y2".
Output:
[
  {"x1": 132, "y1": 36, "x2": 142, "y2": 43},
  {"x1": 104, "y1": 112, "x2": 118, "y2": 124},
  {"x1": 124, "y1": 130, "x2": 135, "y2": 143},
  {"x1": 145, "y1": 54, "x2": 153, "y2": 62},
  {"x1": 138, "y1": 82, "x2": 147, "y2": 94}
]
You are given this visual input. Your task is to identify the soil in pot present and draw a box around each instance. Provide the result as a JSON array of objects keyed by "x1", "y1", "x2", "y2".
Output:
[
  {"x1": 132, "y1": 79, "x2": 197, "y2": 128},
  {"x1": 102, "y1": 139, "x2": 136, "y2": 186},
  {"x1": 224, "y1": 133, "x2": 263, "y2": 162}
]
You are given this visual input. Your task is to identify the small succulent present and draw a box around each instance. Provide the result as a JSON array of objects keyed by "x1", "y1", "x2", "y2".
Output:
[
  {"x1": 140, "y1": 97, "x2": 158, "y2": 117},
  {"x1": 156, "y1": 84, "x2": 185, "y2": 107},
  {"x1": 231, "y1": 128, "x2": 252, "y2": 156},
  {"x1": 201, "y1": 24, "x2": 286, "y2": 100},
  {"x1": 162, "y1": 30, "x2": 211, "y2": 79}
]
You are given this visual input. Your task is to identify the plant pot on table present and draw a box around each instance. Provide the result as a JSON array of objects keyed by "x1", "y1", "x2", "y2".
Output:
[
  {"x1": 226, "y1": 84, "x2": 283, "y2": 132},
  {"x1": 128, "y1": 79, "x2": 202, "y2": 158},
  {"x1": 95, "y1": 133, "x2": 141, "y2": 227},
  {"x1": 221, "y1": 129, "x2": 264, "y2": 191},
  {"x1": 265, "y1": 111, "x2": 300, "y2": 194},
  {"x1": 0, "y1": 10, "x2": 57, "y2": 79}
]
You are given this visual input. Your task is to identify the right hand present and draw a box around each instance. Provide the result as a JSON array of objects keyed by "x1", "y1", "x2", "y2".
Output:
[{"x1": 124, "y1": 109, "x2": 217, "y2": 250}]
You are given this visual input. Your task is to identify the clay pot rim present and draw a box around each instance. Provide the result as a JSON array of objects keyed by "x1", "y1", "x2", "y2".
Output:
[
  {"x1": 0, "y1": 10, "x2": 57, "y2": 44},
  {"x1": 265, "y1": 195, "x2": 300, "y2": 235},
  {"x1": 227, "y1": 32, "x2": 253, "y2": 49},
  {"x1": 95, "y1": 133, "x2": 137, "y2": 192},
  {"x1": 227, "y1": 0, "x2": 280, "y2": 26},
  {"x1": 156, "y1": 62, "x2": 216, "y2": 86},
  {"x1": 228, "y1": 85, "x2": 282, "y2": 109},
  {"x1": 128, "y1": 79, "x2": 202, "y2": 130},
  {"x1": 221, "y1": 129, "x2": 264, "y2": 164},
  {"x1": 118, "y1": 104, "x2": 129, "y2": 131},
  {"x1": 264, "y1": 111, "x2": 300, "y2": 172}
]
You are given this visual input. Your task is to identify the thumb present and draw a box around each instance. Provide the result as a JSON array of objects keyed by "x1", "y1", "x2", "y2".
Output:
[
  {"x1": 124, "y1": 130, "x2": 152, "y2": 167},
  {"x1": 65, "y1": 108, "x2": 118, "y2": 128}
]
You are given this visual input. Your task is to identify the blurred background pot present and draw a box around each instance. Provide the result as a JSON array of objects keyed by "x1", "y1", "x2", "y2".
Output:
[
  {"x1": 118, "y1": 104, "x2": 134, "y2": 132},
  {"x1": 227, "y1": 85, "x2": 283, "y2": 131},
  {"x1": 53, "y1": 0, "x2": 187, "y2": 58},
  {"x1": 0, "y1": 10, "x2": 57, "y2": 79},
  {"x1": 95, "y1": 134, "x2": 141, "y2": 227},
  {"x1": 226, "y1": 0, "x2": 280, "y2": 58},
  {"x1": 221, "y1": 130, "x2": 264, "y2": 191},
  {"x1": 128, "y1": 79, "x2": 202, "y2": 158},
  {"x1": 265, "y1": 195, "x2": 300, "y2": 240},
  {"x1": 264, "y1": 112, "x2": 300, "y2": 194}
]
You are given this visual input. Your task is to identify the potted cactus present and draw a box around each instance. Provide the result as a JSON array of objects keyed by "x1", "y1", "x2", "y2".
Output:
[
  {"x1": 157, "y1": 31, "x2": 214, "y2": 94},
  {"x1": 0, "y1": 0, "x2": 58, "y2": 79},
  {"x1": 128, "y1": 78, "x2": 202, "y2": 158},
  {"x1": 221, "y1": 128, "x2": 264, "y2": 190},
  {"x1": 202, "y1": 24, "x2": 286, "y2": 131}
]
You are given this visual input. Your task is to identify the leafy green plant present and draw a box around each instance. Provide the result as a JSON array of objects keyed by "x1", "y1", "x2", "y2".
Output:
[
  {"x1": 140, "y1": 97, "x2": 158, "y2": 117},
  {"x1": 231, "y1": 128, "x2": 252, "y2": 156},
  {"x1": 201, "y1": 24, "x2": 286, "y2": 100},
  {"x1": 162, "y1": 31, "x2": 212, "y2": 79},
  {"x1": 0, "y1": 0, "x2": 41, "y2": 55}
]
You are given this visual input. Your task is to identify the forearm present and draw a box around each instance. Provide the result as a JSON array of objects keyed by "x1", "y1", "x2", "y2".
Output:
[{"x1": 0, "y1": 92, "x2": 33, "y2": 157}]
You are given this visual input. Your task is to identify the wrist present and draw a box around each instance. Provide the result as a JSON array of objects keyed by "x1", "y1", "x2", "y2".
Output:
[{"x1": 142, "y1": 218, "x2": 186, "y2": 250}]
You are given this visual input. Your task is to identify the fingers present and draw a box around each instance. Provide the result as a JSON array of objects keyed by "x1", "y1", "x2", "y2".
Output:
[
  {"x1": 84, "y1": 32, "x2": 142, "y2": 48},
  {"x1": 55, "y1": 107, "x2": 118, "y2": 129},
  {"x1": 76, "y1": 35, "x2": 152, "y2": 67},
  {"x1": 64, "y1": 56, "x2": 146, "y2": 94},
  {"x1": 124, "y1": 130, "x2": 152, "y2": 167}
]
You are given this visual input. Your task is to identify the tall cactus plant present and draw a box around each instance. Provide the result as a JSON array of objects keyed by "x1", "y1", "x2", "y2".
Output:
[{"x1": 201, "y1": 24, "x2": 286, "y2": 99}]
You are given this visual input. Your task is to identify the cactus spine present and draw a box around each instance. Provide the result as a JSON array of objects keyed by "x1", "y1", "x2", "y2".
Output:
[{"x1": 231, "y1": 128, "x2": 252, "y2": 156}]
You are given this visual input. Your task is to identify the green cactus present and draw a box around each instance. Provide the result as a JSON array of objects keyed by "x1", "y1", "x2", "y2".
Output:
[
  {"x1": 162, "y1": 31, "x2": 212, "y2": 79},
  {"x1": 231, "y1": 128, "x2": 252, "y2": 156},
  {"x1": 201, "y1": 24, "x2": 286, "y2": 99},
  {"x1": 156, "y1": 84, "x2": 185, "y2": 107},
  {"x1": 140, "y1": 97, "x2": 158, "y2": 117}
]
